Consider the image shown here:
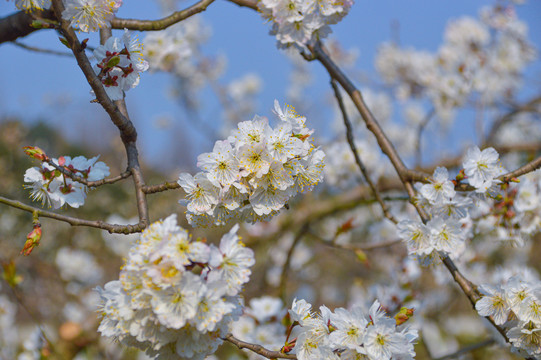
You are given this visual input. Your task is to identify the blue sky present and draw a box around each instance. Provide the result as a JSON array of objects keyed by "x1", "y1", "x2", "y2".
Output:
[{"x1": 1, "y1": 0, "x2": 540, "y2": 169}]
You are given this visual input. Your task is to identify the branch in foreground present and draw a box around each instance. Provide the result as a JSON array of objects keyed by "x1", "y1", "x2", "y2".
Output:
[
  {"x1": 499, "y1": 155, "x2": 541, "y2": 183},
  {"x1": 0, "y1": 9, "x2": 55, "y2": 44},
  {"x1": 110, "y1": 0, "x2": 215, "y2": 31},
  {"x1": 45, "y1": 159, "x2": 132, "y2": 187},
  {"x1": 224, "y1": 334, "x2": 297, "y2": 359},
  {"x1": 330, "y1": 78, "x2": 398, "y2": 224},
  {"x1": 0, "y1": 195, "x2": 144, "y2": 233}
]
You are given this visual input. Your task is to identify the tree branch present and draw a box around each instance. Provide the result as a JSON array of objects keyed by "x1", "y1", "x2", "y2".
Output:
[
  {"x1": 224, "y1": 334, "x2": 297, "y2": 359},
  {"x1": 110, "y1": 0, "x2": 215, "y2": 31},
  {"x1": 330, "y1": 78, "x2": 398, "y2": 224},
  {"x1": 0, "y1": 195, "x2": 144, "y2": 233},
  {"x1": 278, "y1": 223, "x2": 309, "y2": 302},
  {"x1": 226, "y1": 0, "x2": 258, "y2": 10},
  {"x1": 0, "y1": 9, "x2": 56, "y2": 44},
  {"x1": 433, "y1": 338, "x2": 496, "y2": 360},
  {"x1": 499, "y1": 155, "x2": 541, "y2": 183},
  {"x1": 44, "y1": 159, "x2": 132, "y2": 187}
]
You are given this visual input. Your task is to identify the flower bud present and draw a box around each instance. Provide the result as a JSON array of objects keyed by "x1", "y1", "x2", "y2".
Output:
[
  {"x1": 21, "y1": 223, "x2": 42, "y2": 256},
  {"x1": 23, "y1": 146, "x2": 48, "y2": 161}
]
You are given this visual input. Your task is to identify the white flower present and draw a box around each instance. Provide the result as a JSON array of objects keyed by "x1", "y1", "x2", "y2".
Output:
[
  {"x1": 475, "y1": 284, "x2": 510, "y2": 325},
  {"x1": 420, "y1": 167, "x2": 456, "y2": 204},
  {"x1": 62, "y1": 0, "x2": 120, "y2": 32},
  {"x1": 92, "y1": 29, "x2": 148, "y2": 100},
  {"x1": 329, "y1": 307, "x2": 367, "y2": 350},
  {"x1": 364, "y1": 321, "x2": 407, "y2": 360},
  {"x1": 197, "y1": 140, "x2": 240, "y2": 187},
  {"x1": 208, "y1": 224, "x2": 255, "y2": 295},
  {"x1": 178, "y1": 172, "x2": 220, "y2": 214},
  {"x1": 397, "y1": 220, "x2": 433, "y2": 256},
  {"x1": 462, "y1": 146, "x2": 503, "y2": 192}
]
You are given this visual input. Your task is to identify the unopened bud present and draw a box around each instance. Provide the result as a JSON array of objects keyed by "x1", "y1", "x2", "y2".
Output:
[
  {"x1": 395, "y1": 307, "x2": 414, "y2": 325},
  {"x1": 23, "y1": 146, "x2": 48, "y2": 161},
  {"x1": 21, "y1": 223, "x2": 42, "y2": 256},
  {"x1": 455, "y1": 169, "x2": 465, "y2": 182}
]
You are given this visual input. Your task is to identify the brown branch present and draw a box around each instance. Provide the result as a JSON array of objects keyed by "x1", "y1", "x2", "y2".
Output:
[
  {"x1": 415, "y1": 108, "x2": 435, "y2": 167},
  {"x1": 309, "y1": 41, "x2": 429, "y2": 186},
  {"x1": 309, "y1": 228, "x2": 403, "y2": 252},
  {"x1": 433, "y1": 338, "x2": 495, "y2": 360},
  {"x1": 44, "y1": 160, "x2": 132, "y2": 187},
  {"x1": 499, "y1": 155, "x2": 541, "y2": 183},
  {"x1": 142, "y1": 181, "x2": 181, "y2": 194},
  {"x1": 12, "y1": 41, "x2": 73, "y2": 57},
  {"x1": 485, "y1": 96, "x2": 541, "y2": 146},
  {"x1": 0, "y1": 9, "x2": 56, "y2": 44},
  {"x1": 49, "y1": 2, "x2": 149, "y2": 229},
  {"x1": 224, "y1": 334, "x2": 297, "y2": 359},
  {"x1": 226, "y1": 0, "x2": 259, "y2": 10},
  {"x1": 278, "y1": 224, "x2": 309, "y2": 302},
  {"x1": 330, "y1": 78, "x2": 398, "y2": 224},
  {"x1": 0, "y1": 195, "x2": 144, "y2": 233},
  {"x1": 110, "y1": 0, "x2": 215, "y2": 31},
  {"x1": 50, "y1": 0, "x2": 137, "y2": 145}
]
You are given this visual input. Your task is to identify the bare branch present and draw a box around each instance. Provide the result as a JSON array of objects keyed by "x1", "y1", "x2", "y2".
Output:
[
  {"x1": 142, "y1": 181, "x2": 181, "y2": 194},
  {"x1": 0, "y1": 9, "x2": 55, "y2": 44},
  {"x1": 12, "y1": 41, "x2": 73, "y2": 57},
  {"x1": 330, "y1": 78, "x2": 398, "y2": 224},
  {"x1": 485, "y1": 96, "x2": 541, "y2": 145},
  {"x1": 226, "y1": 0, "x2": 259, "y2": 10},
  {"x1": 415, "y1": 108, "x2": 435, "y2": 167},
  {"x1": 44, "y1": 160, "x2": 132, "y2": 187},
  {"x1": 224, "y1": 334, "x2": 297, "y2": 359},
  {"x1": 433, "y1": 338, "x2": 496, "y2": 360},
  {"x1": 0, "y1": 195, "x2": 144, "y2": 233},
  {"x1": 110, "y1": 0, "x2": 215, "y2": 31},
  {"x1": 499, "y1": 155, "x2": 541, "y2": 182},
  {"x1": 279, "y1": 224, "x2": 310, "y2": 302}
]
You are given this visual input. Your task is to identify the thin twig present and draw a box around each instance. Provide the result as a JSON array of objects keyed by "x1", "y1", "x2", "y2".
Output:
[
  {"x1": 433, "y1": 338, "x2": 496, "y2": 360},
  {"x1": 12, "y1": 41, "x2": 73, "y2": 57},
  {"x1": 0, "y1": 195, "x2": 144, "y2": 233},
  {"x1": 278, "y1": 224, "x2": 310, "y2": 302},
  {"x1": 44, "y1": 160, "x2": 132, "y2": 187},
  {"x1": 110, "y1": 0, "x2": 214, "y2": 31},
  {"x1": 330, "y1": 78, "x2": 398, "y2": 224},
  {"x1": 485, "y1": 96, "x2": 541, "y2": 145},
  {"x1": 224, "y1": 334, "x2": 297, "y2": 359},
  {"x1": 499, "y1": 155, "x2": 541, "y2": 183},
  {"x1": 310, "y1": 229, "x2": 403, "y2": 252},
  {"x1": 415, "y1": 108, "x2": 435, "y2": 168}
]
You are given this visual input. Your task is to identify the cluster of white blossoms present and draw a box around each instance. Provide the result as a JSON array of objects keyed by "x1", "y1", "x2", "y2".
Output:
[
  {"x1": 62, "y1": 0, "x2": 123, "y2": 32},
  {"x1": 96, "y1": 214, "x2": 255, "y2": 360},
  {"x1": 398, "y1": 146, "x2": 507, "y2": 262},
  {"x1": 288, "y1": 298, "x2": 418, "y2": 360},
  {"x1": 178, "y1": 100, "x2": 325, "y2": 227},
  {"x1": 24, "y1": 155, "x2": 109, "y2": 209},
  {"x1": 475, "y1": 273, "x2": 541, "y2": 358},
  {"x1": 92, "y1": 29, "x2": 149, "y2": 101},
  {"x1": 258, "y1": 0, "x2": 355, "y2": 48},
  {"x1": 375, "y1": 3, "x2": 536, "y2": 121}
]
